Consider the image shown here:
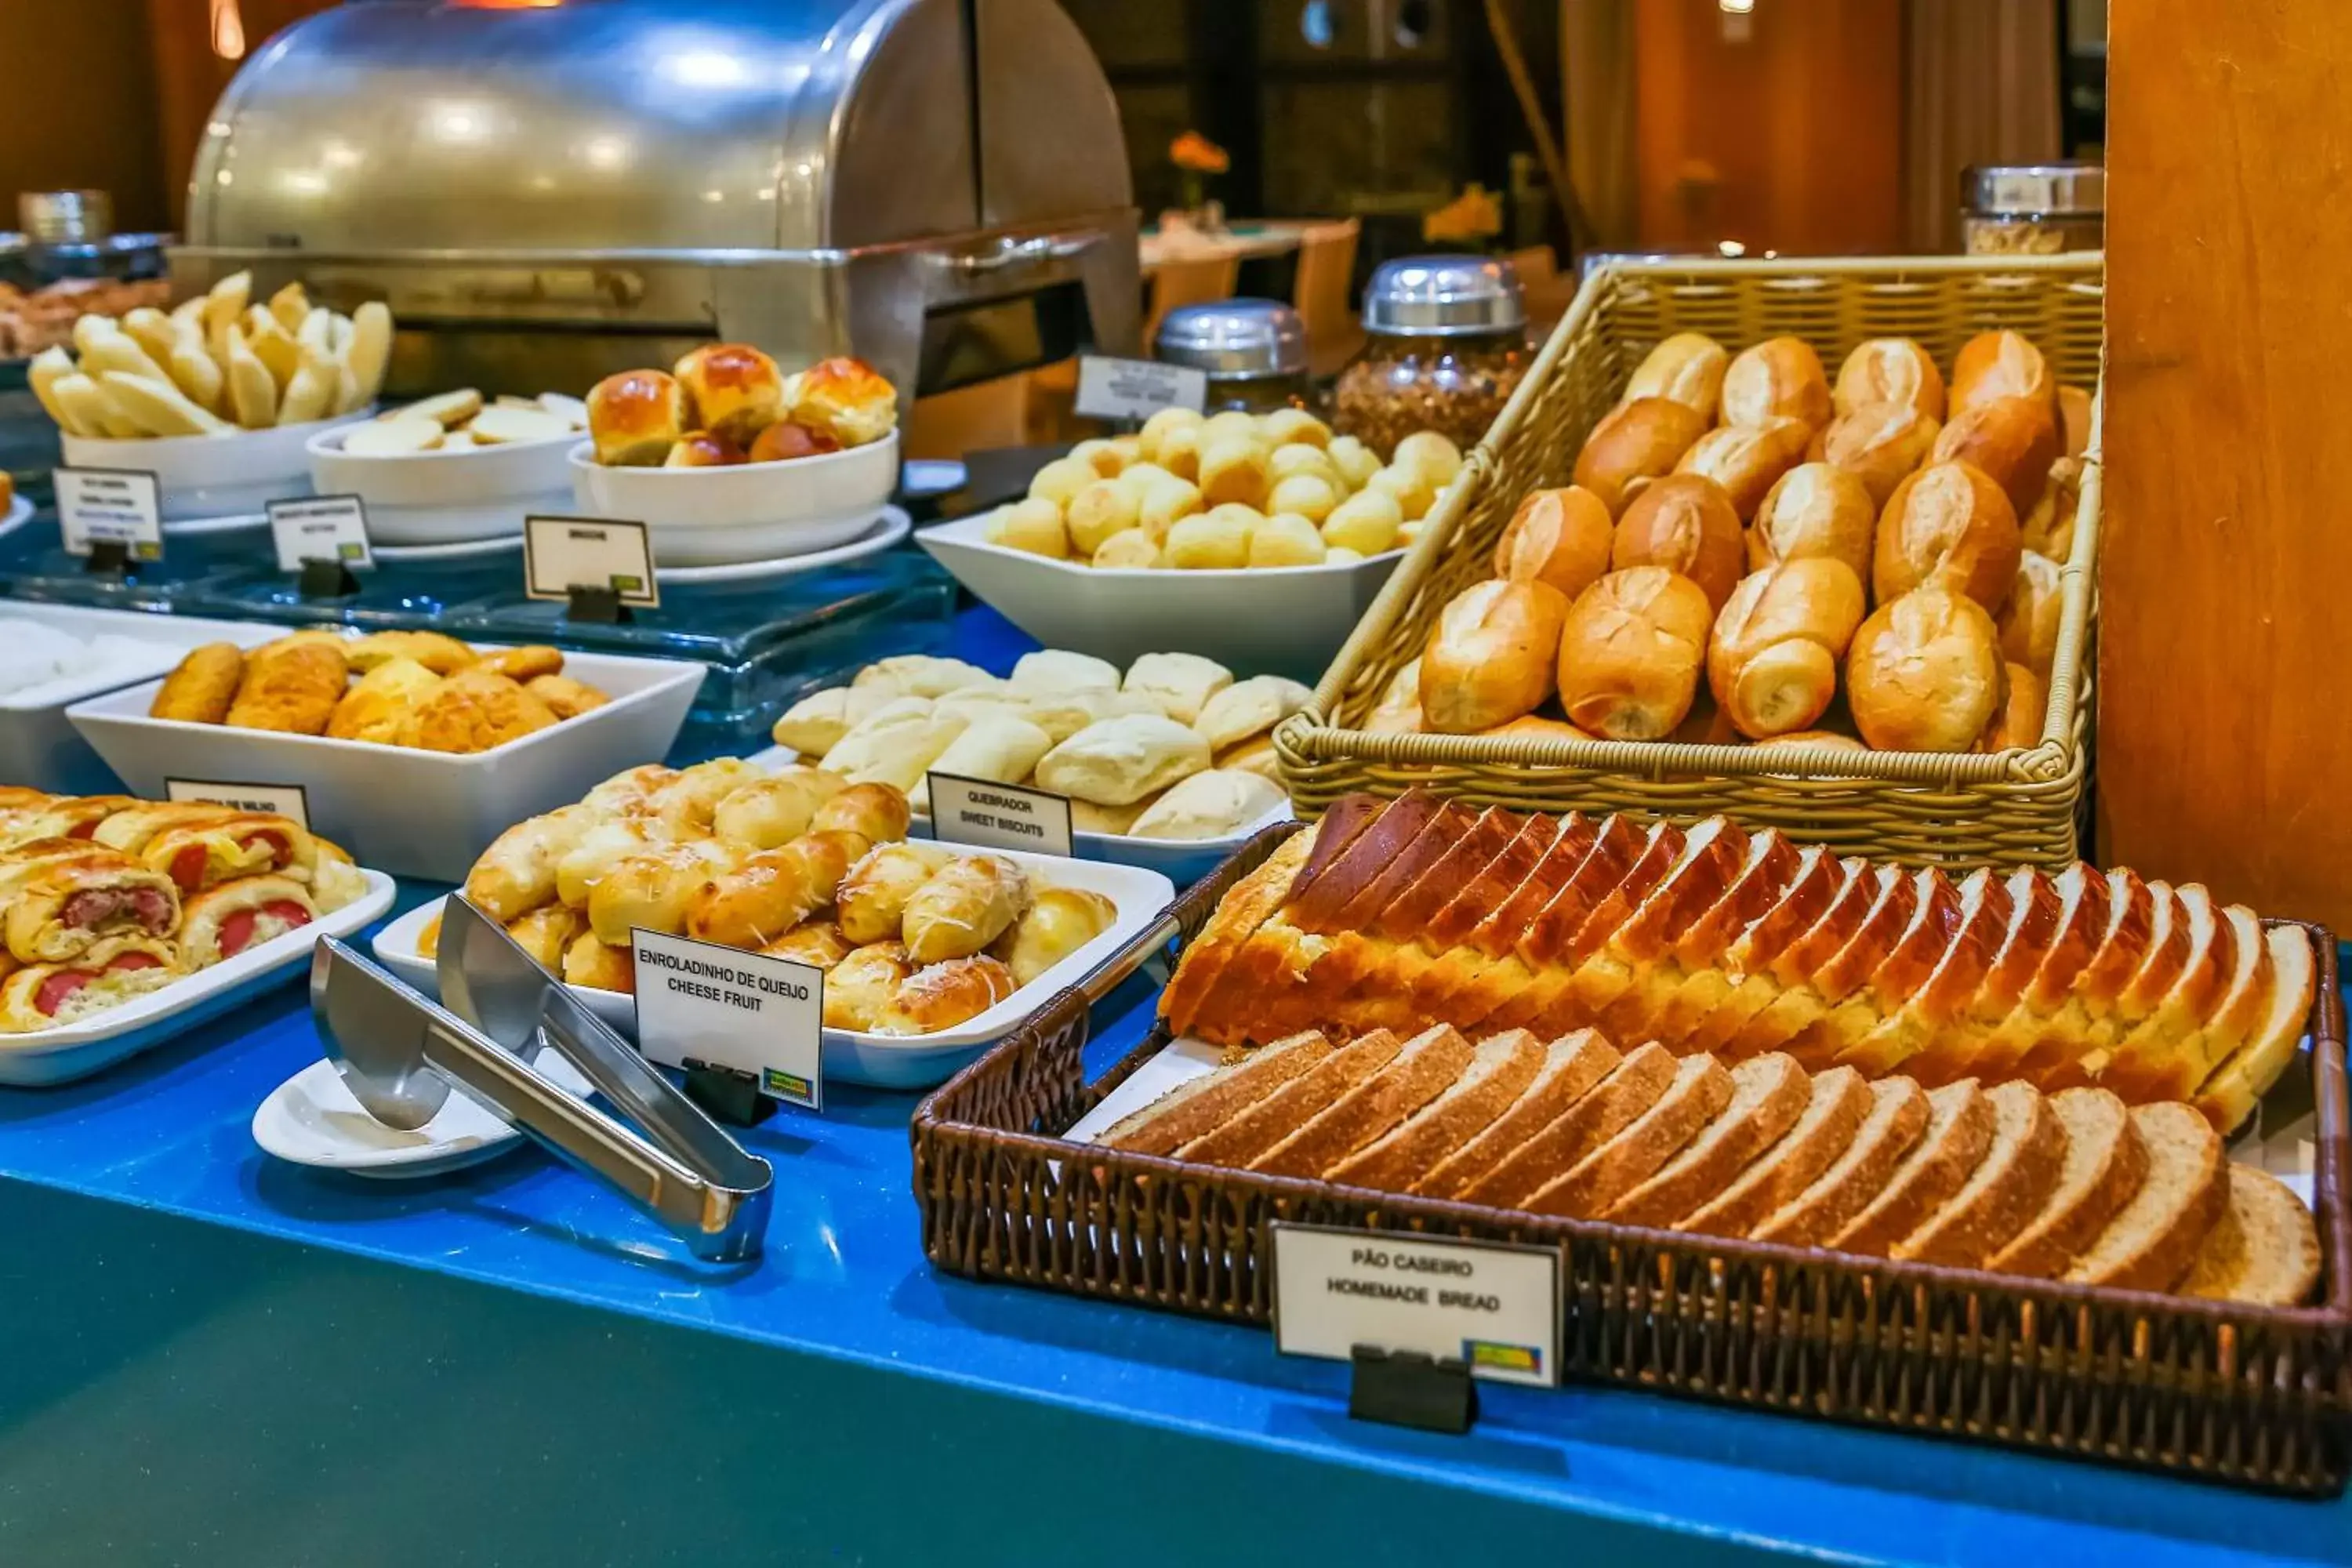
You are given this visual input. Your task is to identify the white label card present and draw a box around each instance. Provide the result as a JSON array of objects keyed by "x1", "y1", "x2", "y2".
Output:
[
  {"x1": 927, "y1": 772, "x2": 1076, "y2": 858},
  {"x1": 524, "y1": 516, "x2": 660, "y2": 608},
  {"x1": 268, "y1": 494, "x2": 376, "y2": 572},
  {"x1": 164, "y1": 779, "x2": 311, "y2": 827},
  {"x1": 1073, "y1": 355, "x2": 1208, "y2": 422},
  {"x1": 630, "y1": 928, "x2": 822, "y2": 1111},
  {"x1": 56, "y1": 468, "x2": 163, "y2": 560},
  {"x1": 1271, "y1": 1223, "x2": 1560, "y2": 1388}
]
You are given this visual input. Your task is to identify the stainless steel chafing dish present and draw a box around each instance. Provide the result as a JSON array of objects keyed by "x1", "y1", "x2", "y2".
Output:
[{"x1": 172, "y1": 0, "x2": 1140, "y2": 411}]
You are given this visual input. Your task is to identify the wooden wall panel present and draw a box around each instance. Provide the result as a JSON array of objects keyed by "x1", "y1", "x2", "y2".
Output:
[
  {"x1": 0, "y1": 0, "x2": 169, "y2": 230},
  {"x1": 2099, "y1": 0, "x2": 2352, "y2": 927}
]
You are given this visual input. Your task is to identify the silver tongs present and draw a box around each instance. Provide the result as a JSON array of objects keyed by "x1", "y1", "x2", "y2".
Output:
[{"x1": 308, "y1": 897, "x2": 774, "y2": 1262}]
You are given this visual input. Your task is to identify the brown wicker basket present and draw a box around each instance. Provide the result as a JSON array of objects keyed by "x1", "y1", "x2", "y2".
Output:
[
  {"x1": 913, "y1": 825, "x2": 2352, "y2": 1494},
  {"x1": 1276, "y1": 253, "x2": 2107, "y2": 869}
]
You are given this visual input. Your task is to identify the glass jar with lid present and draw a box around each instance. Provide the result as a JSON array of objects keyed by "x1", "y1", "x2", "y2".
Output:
[
  {"x1": 1152, "y1": 298, "x2": 1314, "y2": 414},
  {"x1": 1333, "y1": 254, "x2": 1527, "y2": 456},
  {"x1": 1961, "y1": 162, "x2": 2103, "y2": 256}
]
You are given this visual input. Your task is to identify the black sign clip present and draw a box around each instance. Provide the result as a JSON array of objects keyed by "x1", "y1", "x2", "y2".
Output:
[
  {"x1": 1348, "y1": 1345, "x2": 1478, "y2": 1436},
  {"x1": 567, "y1": 584, "x2": 633, "y2": 625},
  {"x1": 83, "y1": 539, "x2": 132, "y2": 577},
  {"x1": 297, "y1": 557, "x2": 362, "y2": 600},
  {"x1": 681, "y1": 1062, "x2": 775, "y2": 1127}
]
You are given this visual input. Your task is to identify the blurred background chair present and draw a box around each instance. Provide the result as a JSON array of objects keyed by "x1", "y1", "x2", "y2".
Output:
[{"x1": 1292, "y1": 217, "x2": 1362, "y2": 377}]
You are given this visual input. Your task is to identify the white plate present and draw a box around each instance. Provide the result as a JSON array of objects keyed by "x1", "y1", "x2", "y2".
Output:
[
  {"x1": 61, "y1": 410, "x2": 375, "y2": 522},
  {"x1": 307, "y1": 419, "x2": 577, "y2": 546},
  {"x1": 658, "y1": 507, "x2": 909, "y2": 586},
  {"x1": 371, "y1": 844, "x2": 1176, "y2": 1091},
  {"x1": 0, "y1": 604, "x2": 282, "y2": 794},
  {"x1": 917, "y1": 511, "x2": 1406, "y2": 681},
  {"x1": 0, "y1": 869, "x2": 396, "y2": 1087},
  {"x1": 743, "y1": 742, "x2": 1287, "y2": 885},
  {"x1": 567, "y1": 432, "x2": 899, "y2": 565},
  {"x1": 253, "y1": 1050, "x2": 595, "y2": 1178},
  {"x1": 371, "y1": 535, "x2": 524, "y2": 564},
  {"x1": 67, "y1": 647, "x2": 706, "y2": 882},
  {"x1": 0, "y1": 493, "x2": 32, "y2": 539}
]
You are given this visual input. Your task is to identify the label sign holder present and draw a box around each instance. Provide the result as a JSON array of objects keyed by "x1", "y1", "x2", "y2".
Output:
[
  {"x1": 524, "y1": 516, "x2": 660, "y2": 621},
  {"x1": 927, "y1": 772, "x2": 1076, "y2": 858},
  {"x1": 164, "y1": 779, "x2": 312, "y2": 827},
  {"x1": 1073, "y1": 355, "x2": 1209, "y2": 423},
  {"x1": 267, "y1": 493, "x2": 374, "y2": 597},
  {"x1": 55, "y1": 467, "x2": 164, "y2": 568},
  {"x1": 630, "y1": 927, "x2": 823, "y2": 1116}
]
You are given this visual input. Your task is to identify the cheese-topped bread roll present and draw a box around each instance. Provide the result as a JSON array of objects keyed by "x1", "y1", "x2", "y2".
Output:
[
  {"x1": 0, "y1": 935, "x2": 180, "y2": 1033},
  {"x1": 709, "y1": 768, "x2": 848, "y2": 851},
  {"x1": 1033, "y1": 713, "x2": 1212, "y2": 806},
  {"x1": 225, "y1": 641, "x2": 346, "y2": 735},
  {"x1": 1129, "y1": 768, "x2": 1287, "y2": 840},
  {"x1": 181, "y1": 875, "x2": 318, "y2": 968},
  {"x1": 824, "y1": 941, "x2": 912, "y2": 1029},
  {"x1": 837, "y1": 842, "x2": 955, "y2": 945},
  {"x1": 873, "y1": 955, "x2": 1018, "y2": 1036},
  {"x1": 902, "y1": 855, "x2": 1032, "y2": 964},
  {"x1": 808, "y1": 782, "x2": 913, "y2": 849},
  {"x1": 1123, "y1": 652, "x2": 1234, "y2": 725},
  {"x1": 464, "y1": 804, "x2": 593, "y2": 922},
  {"x1": 589, "y1": 841, "x2": 741, "y2": 945},
  {"x1": 563, "y1": 932, "x2": 636, "y2": 993},
  {"x1": 582, "y1": 765, "x2": 677, "y2": 818},
  {"x1": 326, "y1": 657, "x2": 441, "y2": 746},
  {"x1": 684, "y1": 832, "x2": 858, "y2": 949},
  {"x1": 1192, "y1": 675, "x2": 1314, "y2": 754},
  {"x1": 554, "y1": 817, "x2": 662, "y2": 909},
  {"x1": 760, "y1": 920, "x2": 856, "y2": 970},
  {"x1": 989, "y1": 888, "x2": 1117, "y2": 986},
  {"x1": 1008, "y1": 649, "x2": 1120, "y2": 698},
  {"x1": 151, "y1": 643, "x2": 245, "y2": 724},
  {"x1": 503, "y1": 905, "x2": 585, "y2": 971}
]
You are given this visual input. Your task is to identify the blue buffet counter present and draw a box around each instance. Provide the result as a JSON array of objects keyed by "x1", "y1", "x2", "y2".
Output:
[{"x1": 0, "y1": 607, "x2": 2344, "y2": 1566}]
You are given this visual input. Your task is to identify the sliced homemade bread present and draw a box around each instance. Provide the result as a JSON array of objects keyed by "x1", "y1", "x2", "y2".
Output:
[
  {"x1": 1460, "y1": 1040, "x2": 1678, "y2": 1210},
  {"x1": 1327, "y1": 1029, "x2": 1544, "y2": 1189},
  {"x1": 1178, "y1": 1028, "x2": 1403, "y2": 1167},
  {"x1": 1413, "y1": 1030, "x2": 1620, "y2": 1200},
  {"x1": 1751, "y1": 1076, "x2": 1929, "y2": 1247},
  {"x1": 1680, "y1": 853, "x2": 1862, "y2": 1054},
  {"x1": 1608, "y1": 1052, "x2": 1810, "y2": 1228},
  {"x1": 1680, "y1": 1064, "x2": 1871, "y2": 1236},
  {"x1": 1986, "y1": 1087, "x2": 2147, "y2": 1279},
  {"x1": 1644, "y1": 837, "x2": 1813, "y2": 1046},
  {"x1": 2195, "y1": 924, "x2": 2318, "y2": 1132},
  {"x1": 1892, "y1": 1080, "x2": 2066, "y2": 1267},
  {"x1": 1831, "y1": 1078, "x2": 1997, "y2": 1256},
  {"x1": 2063, "y1": 1102, "x2": 2227, "y2": 1290},
  {"x1": 1252, "y1": 1025, "x2": 1473, "y2": 1178},
  {"x1": 1101, "y1": 1029, "x2": 1334, "y2": 1156},
  {"x1": 1405, "y1": 814, "x2": 1598, "y2": 1026},
  {"x1": 1526, "y1": 1052, "x2": 1733, "y2": 1219},
  {"x1": 2182, "y1": 1163, "x2": 2321, "y2": 1307}
]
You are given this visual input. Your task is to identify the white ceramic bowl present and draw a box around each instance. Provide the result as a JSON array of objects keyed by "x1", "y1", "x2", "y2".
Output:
[
  {"x1": 917, "y1": 511, "x2": 1408, "y2": 682},
  {"x1": 66, "y1": 646, "x2": 706, "y2": 882},
  {"x1": 307, "y1": 419, "x2": 577, "y2": 545},
  {"x1": 564, "y1": 431, "x2": 898, "y2": 566},
  {"x1": 60, "y1": 409, "x2": 375, "y2": 523}
]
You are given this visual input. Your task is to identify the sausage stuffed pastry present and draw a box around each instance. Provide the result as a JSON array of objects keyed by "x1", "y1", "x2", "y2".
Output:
[
  {"x1": 5, "y1": 794, "x2": 140, "y2": 845},
  {"x1": 0, "y1": 838, "x2": 181, "y2": 965},
  {"x1": 180, "y1": 876, "x2": 320, "y2": 968},
  {"x1": 94, "y1": 804, "x2": 317, "y2": 893},
  {"x1": 0, "y1": 935, "x2": 181, "y2": 1033}
]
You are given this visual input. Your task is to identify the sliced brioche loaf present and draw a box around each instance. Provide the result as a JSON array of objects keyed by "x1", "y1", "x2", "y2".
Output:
[
  {"x1": 1646, "y1": 837, "x2": 1814, "y2": 1045},
  {"x1": 1608, "y1": 1053, "x2": 1809, "y2": 1228},
  {"x1": 1252, "y1": 1025, "x2": 1473, "y2": 1178},
  {"x1": 1892, "y1": 1080, "x2": 2065, "y2": 1266},
  {"x1": 1752, "y1": 1076, "x2": 1929, "y2": 1247},
  {"x1": 1178, "y1": 1029, "x2": 1402, "y2": 1167},
  {"x1": 1327, "y1": 1029, "x2": 1544, "y2": 1190},
  {"x1": 2183, "y1": 1163, "x2": 2321, "y2": 1307},
  {"x1": 1831, "y1": 1079, "x2": 1997, "y2": 1256},
  {"x1": 1986, "y1": 1087, "x2": 2147, "y2": 1279},
  {"x1": 2063, "y1": 1102, "x2": 2227, "y2": 1290},
  {"x1": 1102, "y1": 1029, "x2": 1334, "y2": 1156},
  {"x1": 1681, "y1": 1064, "x2": 1871, "y2": 1236},
  {"x1": 2195, "y1": 925, "x2": 2318, "y2": 1132},
  {"x1": 1526, "y1": 1052, "x2": 1733, "y2": 1219},
  {"x1": 1461, "y1": 1040, "x2": 1678, "y2": 1210},
  {"x1": 1160, "y1": 828, "x2": 1319, "y2": 1039},
  {"x1": 1413, "y1": 1030, "x2": 1619, "y2": 1200},
  {"x1": 1681, "y1": 853, "x2": 1861, "y2": 1054}
]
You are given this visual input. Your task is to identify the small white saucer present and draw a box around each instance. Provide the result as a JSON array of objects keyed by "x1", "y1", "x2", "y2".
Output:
[
  {"x1": 372, "y1": 535, "x2": 524, "y2": 564},
  {"x1": 0, "y1": 494, "x2": 31, "y2": 539},
  {"x1": 655, "y1": 506, "x2": 910, "y2": 586},
  {"x1": 253, "y1": 1052, "x2": 593, "y2": 1178}
]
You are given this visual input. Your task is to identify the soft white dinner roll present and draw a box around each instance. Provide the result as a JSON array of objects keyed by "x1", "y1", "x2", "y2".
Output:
[
  {"x1": 817, "y1": 699, "x2": 970, "y2": 793},
  {"x1": 851, "y1": 655, "x2": 998, "y2": 699},
  {"x1": 1192, "y1": 674, "x2": 1314, "y2": 753},
  {"x1": 1008, "y1": 648, "x2": 1121, "y2": 698},
  {"x1": 1128, "y1": 768, "x2": 1287, "y2": 840},
  {"x1": 931, "y1": 685, "x2": 1038, "y2": 728},
  {"x1": 1123, "y1": 651, "x2": 1235, "y2": 724},
  {"x1": 1021, "y1": 688, "x2": 1163, "y2": 743},
  {"x1": 1033, "y1": 713, "x2": 1212, "y2": 805},
  {"x1": 909, "y1": 713, "x2": 1054, "y2": 813},
  {"x1": 772, "y1": 684, "x2": 896, "y2": 756}
]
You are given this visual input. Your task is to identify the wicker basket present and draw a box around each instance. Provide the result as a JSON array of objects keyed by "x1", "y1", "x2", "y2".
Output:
[
  {"x1": 1277, "y1": 253, "x2": 2107, "y2": 869},
  {"x1": 913, "y1": 826, "x2": 2352, "y2": 1494}
]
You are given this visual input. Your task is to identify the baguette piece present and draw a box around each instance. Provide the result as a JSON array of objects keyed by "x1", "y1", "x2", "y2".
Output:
[
  {"x1": 1831, "y1": 1079, "x2": 1996, "y2": 1256},
  {"x1": 1414, "y1": 1030, "x2": 1620, "y2": 1200},
  {"x1": 1526, "y1": 1051, "x2": 1732, "y2": 1218},
  {"x1": 1607, "y1": 1053, "x2": 1808, "y2": 1227},
  {"x1": 1892, "y1": 1080, "x2": 2065, "y2": 1265},
  {"x1": 2194, "y1": 925, "x2": 2317, "y2": 1132},
  {"x1": 1252, "y1": 1025, "x2": 1475, "y2": 1178},
  {"x1": 1751, "y1": 1076, "x2": 1930, "y2": 1247},
  {"x1": 2182, "y1": 1164, "x2": 2321, "y2": 1307},
  {"x1": 1461, "y1": 1040, "x2": 1678, "y2": 1210},
  {"x1": 1327, "y1": 1030, "x2": 1545, "y2": 1190},
  {"x1": 1681, "y1": 1065, "x2": 1871, "y2": 1236},
  {"x1": 1987, "y1": 1087, "x2": 2148, "y2": 1278},
  {"x1": 1178, "y1": 1029, "x2": 1403, "y2": 1167},
  {"x1": 1099, "y1": 1030, "x2": 1334, "y2": 1156},
  {"x1": 2063, "y1": 1102, "x2": 2227, "y2": 1290}
]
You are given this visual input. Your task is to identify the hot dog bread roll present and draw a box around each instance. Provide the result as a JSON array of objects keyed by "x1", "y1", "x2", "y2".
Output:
[
  {"x1": 824, "y1": 941, "x2": 912, "y2": 1029},
  {"x1": 836, "y1": 842, "x2": 956, "y2": 945},
  {"x1": 989, "y1": 887, "x2": 1117, "y2": 986},
  {"x1": 873, "y1": 955, "x2": 1019, "y2": 1036},
  {"x1": 151, "y1": 644, "x2": 245, "y2": 724},
  {"x1": 5, "y1": 795, "x2": 137, "y2": 845},
  {"x1": 180, "y1": 875, "x2": 318, "y2": 968},
  {"x1": 116, "y1": 807, "x2": 315, "y2": 894},
  {"x1": 0, "y1": 935, "x2": 180, "y2": 1033},
  {"x1": 709, "y1": 768, "x2": 848, "y2": 851},
  {"x1": 0, "y1": 838, "x2": 181, "y2": 965},
  {"x1": 224, "y1": 641, "x2": 347, "y2": 735},
  {"x1": 901, "y1": 855, "x2": 1032, "y2": 964}
]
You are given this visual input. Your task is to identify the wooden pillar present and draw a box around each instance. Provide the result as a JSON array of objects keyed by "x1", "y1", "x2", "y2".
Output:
[{"x1": 2100, "y1": 0, "x2": 2352, "y2": 927}]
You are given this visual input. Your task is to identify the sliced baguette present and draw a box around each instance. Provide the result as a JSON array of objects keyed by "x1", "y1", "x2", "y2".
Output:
[
  {"x1": 1526, "y1": 1052, "x2": 1733, "y2": 1219},
  {"x1": 1608, "y1": 1052, "x2": 1809, "y2": 1228},
  {"x1": 1251, "y1": 1025, "x2": 1474, "y2": 1178},
  {"x1": 1101, "y1": 1030, "x2": 1333, "y2": 1156},
  {"x1": 2194, "y1": 924, "x2": 2318, "y2": 1132},
  {"x1": 1680, "y1": 1064, "x2": 1871, "y2": 1236},
  {"x1": 1830, "y1": 1079, "x2": 1997, "y2": 1256},
  {"x1": 1178, "y1": 1029, "x2": 1403, "y2": 1167},
  {"x1": 1327, "y1": 1029, "x2": 1545, "y2": 1191},
  {"x1": 2063, "y1": 1102, "x2": 2227, "y2": 1290},
  {"x1": 1460, "y1": 1040, "x2": 1678, "y2": 1210},
  {"x1": 1891, "y1": 1080, "x2": 2065, "y2": 1266},
  {"x1": 1986, "y1": 1086, "x2": 2147, "y2": 1279},
  {"x1": 1751, "y1": 1076, "x2": 1929, "y2": 1247},
  {"x1": 2182, "y1": 1163, "x2": 2321, "y2": 1307},
  {"x1": 1413, "y1": 1030, "x2": 1620, "y2": 1200}
]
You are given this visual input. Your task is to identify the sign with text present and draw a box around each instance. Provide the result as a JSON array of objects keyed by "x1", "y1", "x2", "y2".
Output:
[
  {"x1": 56, "y1": 468, "x2": 163, "y2": 560},
  {"x1": 1270, "y1": 1224, "x2": 1559, "y2": 1388},
  {"x1": 267, "y1": 494, "x2": 376, "y2": 572},
  {"x1": 630, "y1": 928, "x2": 822, "y2": 1111},
  {"x1": 927, "y1": 773, "x2": 1075, "y2": 858},
  {"x1": 164, "y1": 779, "x2": 312, "y2": 828},
  {"x1": 524, "y1": 516, "x2": 660, "y2": 608},
  {"x1": 1073, "y1": 355, "x2": 1208, "y2": 423}
]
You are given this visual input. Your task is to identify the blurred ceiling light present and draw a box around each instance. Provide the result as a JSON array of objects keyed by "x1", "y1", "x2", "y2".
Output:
[
  {"x1": 662, "y1": 48, "x2": 749, "y2": 89},
  {"x1": 1717, "y1": 239, "x2": 1748, "y2": 256},
  {"x1": 210, "y1": 0, "x2": 245, "y2": 60},
  {"x1": 1719, "y1": 0, "x2": 1756, "y2": 12}
]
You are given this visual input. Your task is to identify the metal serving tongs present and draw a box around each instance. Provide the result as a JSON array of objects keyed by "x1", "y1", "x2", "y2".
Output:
[{"x1": 308, "y1": 898, "x2": 774, "y2": 1262}]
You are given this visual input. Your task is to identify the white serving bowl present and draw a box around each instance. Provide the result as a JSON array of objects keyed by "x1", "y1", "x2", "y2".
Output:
[
  {"x1": 307, "y1": 420, "x2": 577, "y2": 545},
  {"x1": 66, "y1": 646, "x2": 706, "y2": 882},
  {"x1": 917, "y1": 511, "x2": 1408, "y2": 681},
  {"x1": 564, "y1": 431, "x2": 898, "y2": 566},
  {"x1": 61, "y1": 409, "x2": 376, "y2": 523}
]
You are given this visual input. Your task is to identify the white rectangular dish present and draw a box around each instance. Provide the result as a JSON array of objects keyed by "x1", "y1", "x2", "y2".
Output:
[
  {"x1": 0, "y1": 869, "x2": 396, "y2": 1087},
  {"x1": 744, "y1": 741, "x2": 1290, "y2": 885},
  {"x1": 371, "y1": 845, "x2": 1177, "y2": 1090},
  {"x1": 67, "y1": 648, "x2": 706, "y2": 882},
  {"x1": 916, "y1": 511, "x2": 1405, "y2": 681},
  {"x1": 0, "y1": 603, "x2": 281, "y2": 794}
]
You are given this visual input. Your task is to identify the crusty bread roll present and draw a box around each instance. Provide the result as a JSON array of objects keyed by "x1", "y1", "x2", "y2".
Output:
[
  {"x1": 1554, "y1": 567, "x2": 1712, "y2": 740},
  {"x1": 2021, "y1": 454, "x2": 2083, "y2": 560},
  {"x1": 1672, "y1": 417, "x2": 1810, "y2": 520},
  {"x1": 1707, "y1": 560, "x2": 1867, "y2": 738},
  {"x1": 2058, "y1": 384, "x2": 2094, "y2": 460},
  {"x1": 1833, "y1": 338, "x2": 1946, "y2": 421},
  {"x1": 1930, "y1": 394, "x2": 2060, "y2": 516},
  {"x1": 1978, "y1": 661, "x2": 2046, "y2": 753},
  {"x1": 1572, "y1": 397, "x2": 1707, "y2": 515},
  {"x1": 1610, "y1": 474, "x2": 1743, "y2": 611},
  {"x1": 1420, "y1": 579, "x2": 1570, "y2": 734},
  {"x1": 1751, "y1": 728, "x2": 1868, "y2": 754},
  {"x1": 1621, "y1": 332, "x2": 1728, "y2": 421},
  {"x1": 1874, "y1": 460, "x2": 2024, "y2": 610},
  {"x1": 1493, "y1": 486, "x2": 1613, "y2": 601},
  {"x1": 1364, "y1": 658, "x2": 1423, "y2": 735},
  {"x1": 1720, "y1": 337, "x2": 1831, "y2": 432},
  {"x1": 1479, "y1": 714, "x2": 1597, "y2": 743},
  {"x1": 1819, "y1": 401, "x2": 1940, "y2": 506},
  {"x1": 1846, "y1": 585, "x2": 2003, "y2": 752},
  {"x1": 1749, "y1": 462, "x2": 1875, "y2": 583},
  {"x1": 1998, "y1": 550, "x2": 2063, "y2": 679},
  {"x1": 586, "y1": 369, "x2": 689, "y2": 466},
  {"x1": 1951, "y1": 329, "x2": 2055, "y2": 417}
]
